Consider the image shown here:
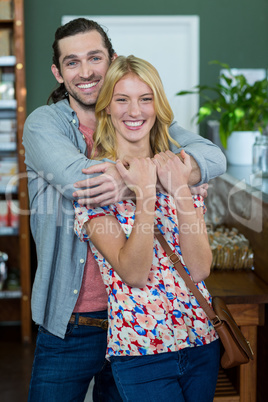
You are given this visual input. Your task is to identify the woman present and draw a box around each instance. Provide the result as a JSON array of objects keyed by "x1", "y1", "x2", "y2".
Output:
[{"x1": 73, "y1": 55, "x2": 220, "y2": 402}]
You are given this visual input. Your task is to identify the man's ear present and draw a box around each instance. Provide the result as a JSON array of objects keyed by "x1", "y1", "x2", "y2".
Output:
[
  {"x1": 111, "y1": 53, "x2": 118, "y2": 62},
  {"x1": 51, "y1": 64, "x2": 64, "y2": 84}
]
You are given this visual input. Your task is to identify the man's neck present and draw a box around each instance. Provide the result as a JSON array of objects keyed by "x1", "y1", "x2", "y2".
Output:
[
  {"x1": 69, "y1": 98, "x2": 97, "y2": 130},
  {"x1": 77, "y1": 107, "x2": 97, "y2": 131}
]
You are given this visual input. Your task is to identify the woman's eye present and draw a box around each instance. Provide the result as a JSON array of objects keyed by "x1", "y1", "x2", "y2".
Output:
[
  {"x1": 142, "y1": 97, "x2": 153, "y2": 102},
  {"x1": 116, "y1": 98, "x2": 127, "y2": 102}
]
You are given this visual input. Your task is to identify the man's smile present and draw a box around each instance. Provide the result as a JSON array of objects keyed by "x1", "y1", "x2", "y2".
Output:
[{"x1": 77, "y1": 81, "x2": 99, "y2": 89}]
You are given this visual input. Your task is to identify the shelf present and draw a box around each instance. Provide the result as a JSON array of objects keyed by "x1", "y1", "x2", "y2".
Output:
[
  {"x1": 0, "y1": 99, "x2": 17, "y2": 109},
  {"x1": 0, "y1": 227, "x2": 19, "y2": 236},
  {"x1": 214, "y1": 369, "x2": 239, "y2": 401},
  {"x1": 0, "y1": 143, "x2": 16, "y2": 152},
  {"x1": 0, "y1": 55, "x2": 16, "y2": 66},
  {"x1": 0, "y1": 0, "x2": 32, "y2": 344},
  {"x1": 0, "y1": 185, "x2": 17, "y2": 194},
  {"x1": 0, "y1": 289, "x2": 22, "y2": 299},
  {"x1": 0, "y1": 19, "x2": 14, "y2": 24}
]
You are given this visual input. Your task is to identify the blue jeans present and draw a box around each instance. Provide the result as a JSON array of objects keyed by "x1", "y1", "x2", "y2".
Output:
[
  {"x1": 28, "y1": 311, "x2": 122, "y2": 402},
  {"x1": 110, "y1": 339, "x2": 220, "y2": 402}
]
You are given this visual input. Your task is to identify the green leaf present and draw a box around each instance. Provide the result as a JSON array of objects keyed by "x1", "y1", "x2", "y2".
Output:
[
  {"x1": 175, "y1": 60, "x2": 268, "y2": 146},
  {"x1": 199, "y1": 105, "x2": 212, "y2": 117},
  {"x1": 175, "y1": 90, "x2": 195, "y2": 96},
  {"x1": 234, "y1": 108, "x2": 245, "y2": 122},
  {"x1": 219, "y1": 125, "x2": 228, "y2": 148}
]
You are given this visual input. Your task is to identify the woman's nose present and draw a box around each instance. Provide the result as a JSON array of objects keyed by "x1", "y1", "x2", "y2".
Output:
[{"x1": 128, "y1": 101, "x2": 140, "y2": 117}]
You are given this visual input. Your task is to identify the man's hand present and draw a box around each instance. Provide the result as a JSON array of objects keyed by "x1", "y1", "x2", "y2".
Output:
[
  {"x1": 73, "y1": 162, "x2": 134, "y2": 207},
  {"x1": 189, "y1": 183, "x2": 209, "y2": 198},
  {"x1": 153, "y1": 150, "x2": 192, "y2": 197},
  {"x1": 177, "y1": 151, "x2": 201, "y2": 186}
]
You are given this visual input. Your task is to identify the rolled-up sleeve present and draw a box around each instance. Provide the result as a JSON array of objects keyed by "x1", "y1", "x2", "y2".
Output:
[
  {"x1": 23, "y1": 106, "x2": 107, "y2": 200},
  {"x1": 168, "y1": 121, "x2": 227, "y2": 185}
]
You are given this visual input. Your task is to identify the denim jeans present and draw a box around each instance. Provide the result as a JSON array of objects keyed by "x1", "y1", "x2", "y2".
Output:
[
  {"x1": 110, "y1": 339, "x2": 220, "y2": 402},
  {"x1": 28, "y1": 311, "x2": 122, "y2": 402}
]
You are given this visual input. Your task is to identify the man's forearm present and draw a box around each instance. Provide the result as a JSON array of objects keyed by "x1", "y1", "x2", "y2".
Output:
[{"x1": 169, "y1": 121, "x2": 227, "y2": 185}]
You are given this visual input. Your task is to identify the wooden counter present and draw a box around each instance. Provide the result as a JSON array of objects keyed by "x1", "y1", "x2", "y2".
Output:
[{"x1": 205, "y1": 271, "x2": 268, "y2": 402}]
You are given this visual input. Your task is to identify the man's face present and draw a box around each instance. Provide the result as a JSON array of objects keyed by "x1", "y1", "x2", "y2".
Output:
[{"x1": 51, "y1": 30, "x2": 113, "y2": 111}]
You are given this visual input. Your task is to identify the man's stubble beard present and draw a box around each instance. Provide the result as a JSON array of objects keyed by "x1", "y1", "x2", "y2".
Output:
[
  {"x1": 68, "y1": 88, "x2": 98, "y2": 111},
  {"x1": 65, "y1": 75, "x2": 102, "y2": 110}
]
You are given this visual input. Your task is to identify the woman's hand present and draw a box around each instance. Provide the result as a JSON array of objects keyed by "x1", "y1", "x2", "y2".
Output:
[
  {"x1": 116, "y1": 156, "x2": 157, "y2": 199},
  {"x1": 153, "y1": 149, "x2": 192, "y2": 197}
]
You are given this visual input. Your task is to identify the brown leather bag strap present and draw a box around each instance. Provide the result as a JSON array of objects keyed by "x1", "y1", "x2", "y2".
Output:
[{"x1": 154, "y1": 224, "x2": 217, "y2": 323}]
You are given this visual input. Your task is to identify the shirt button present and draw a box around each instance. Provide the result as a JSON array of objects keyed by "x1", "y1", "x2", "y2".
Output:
[
  {"x1": 80, "y1": 258, "x2": 84, "y2": 263},
  {"x1": 74, "y1": 289, "x2": 78, "y2": 294},
  {"x1": 72, "y1": 119, "x2": 76, "y2": 124}
]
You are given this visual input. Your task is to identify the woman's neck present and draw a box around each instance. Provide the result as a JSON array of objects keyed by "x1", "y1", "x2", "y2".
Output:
[{"x1": 116, "y1": 138, "x2": 153, "y2": 161}]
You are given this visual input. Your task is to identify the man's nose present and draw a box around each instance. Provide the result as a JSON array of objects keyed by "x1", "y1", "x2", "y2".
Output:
[{"x1": 79, "y1": 62, "x2": 93, "y2": 79}]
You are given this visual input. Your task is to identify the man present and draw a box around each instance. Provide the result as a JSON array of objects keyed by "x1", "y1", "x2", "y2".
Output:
[{"x1": 23, "y1": 18, "x2": 226, "y2": 402}]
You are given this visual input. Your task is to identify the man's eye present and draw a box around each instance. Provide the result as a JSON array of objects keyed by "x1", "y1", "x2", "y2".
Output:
[
  {"x1": 67, "y1": 61, "x2": 77, "y2": 67},
  {"x1": 92, "y1": 57, "x2": 101, "y2": 62}
]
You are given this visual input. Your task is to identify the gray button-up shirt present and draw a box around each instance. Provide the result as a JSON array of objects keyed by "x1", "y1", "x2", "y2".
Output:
[{"x1": 23, "y1": 99, "x2": 226, "y2": 338}]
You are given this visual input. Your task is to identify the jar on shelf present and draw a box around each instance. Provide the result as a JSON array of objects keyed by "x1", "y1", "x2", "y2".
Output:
[{"x1": 252, "y1": 135, "x2": 268, "y2": 177}]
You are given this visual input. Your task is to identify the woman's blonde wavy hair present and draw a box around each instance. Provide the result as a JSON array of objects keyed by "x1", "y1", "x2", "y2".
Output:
[{"x1": 91, "y1": 55, "x2": 180, "y2": 160}]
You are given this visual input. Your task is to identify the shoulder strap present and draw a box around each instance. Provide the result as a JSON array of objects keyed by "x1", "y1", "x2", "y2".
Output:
[{"x1": 154, "y1": 225, "x2": 217, "y2": 323}]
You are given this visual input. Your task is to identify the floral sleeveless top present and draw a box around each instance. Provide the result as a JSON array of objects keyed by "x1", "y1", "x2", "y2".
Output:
[{"x1": 73, "y1": 192, "x2": 218, "y2": 357}]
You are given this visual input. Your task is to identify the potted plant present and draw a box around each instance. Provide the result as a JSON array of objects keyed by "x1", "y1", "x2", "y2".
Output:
[{"x1": 176, "y1": 61, "x2": 268, "y2": 165}]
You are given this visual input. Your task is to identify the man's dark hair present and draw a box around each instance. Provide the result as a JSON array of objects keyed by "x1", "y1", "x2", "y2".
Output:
[{"x1": 47, "y1": 18, "x2": 115, "y2": 104}]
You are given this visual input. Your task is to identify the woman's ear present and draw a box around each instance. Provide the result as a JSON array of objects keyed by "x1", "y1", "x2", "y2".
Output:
[{"x1": 106, "y1": 105, "x2": 111, "y2": 115}]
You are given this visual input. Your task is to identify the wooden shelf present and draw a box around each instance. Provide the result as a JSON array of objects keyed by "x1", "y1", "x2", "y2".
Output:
[
  {"x1": 0, "y1": 55, "x2": 16, "y2": 66},
  {"x1": 0, "y1": 100, "x2": 17, "y2": 109},
  {"x1": 0, "y1": 227, "x2": 19, "y2": 236},
  {"x1": 0, "y1": 290, "x2": 22, "y2": 299},
  {"x1": 206, "y1": 270, "x2": 268, "y2": 305},
  {"x1": 0, "y1": 143, "x2": 16, "y2": 151},
  {"x1": 0, "y1": 185, "x2": 17, "y2": 194},
  {"x1": 0, "y1": 19, "x2": 14, "y2": 24},
  {"x1": 0, "y1": 0, "x2": 31, "y2": 343},
  {"x1": 214, "y1": 370, "x2": 239, "y2": 401},
  {"x1": 206, "y1": 271, "x2": 267, "y2": 402}
]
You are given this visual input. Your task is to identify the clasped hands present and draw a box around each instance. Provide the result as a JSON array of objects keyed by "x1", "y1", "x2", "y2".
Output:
[{"x1": 73, "y1": 150, "x2": 208, "y2": 208}]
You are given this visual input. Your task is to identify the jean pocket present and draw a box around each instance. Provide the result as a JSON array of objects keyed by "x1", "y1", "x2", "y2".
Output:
[
  {"x1": 38, "y1": 324, "x2": 74, "y2": 337},
  {"x1": 38, "y1": 326, "x2": 54, "y2": 336},
  {"x1": 110, "y1": 355, "x2": 140, "y2": 363}
]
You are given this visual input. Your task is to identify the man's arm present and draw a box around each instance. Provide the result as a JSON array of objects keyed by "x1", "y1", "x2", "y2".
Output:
[
  {"x1": 73, "y1": 121, "x2": 226, "y2": 205},
  {"x1": 169, "y1": 121, "x2": 227, "y2": 186},
  {"x1": 73, "y1": 162, "x2": 133, "y2": 207},
  {"x1": 23, "y1": 106, "x2": 105, "y2": 200},
  {"x1": 73, "y1": 121, "x2": 226, "y2": 206}
]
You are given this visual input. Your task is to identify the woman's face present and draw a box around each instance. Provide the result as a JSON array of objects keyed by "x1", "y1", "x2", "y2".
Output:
[{"x1": 106, "y1": 73, "x2": 156, "y2": 147}]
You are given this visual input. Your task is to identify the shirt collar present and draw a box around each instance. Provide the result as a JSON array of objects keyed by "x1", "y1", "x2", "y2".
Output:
[{"x1": 54, "y1": 99, "x2": 79, "y2": 127}]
